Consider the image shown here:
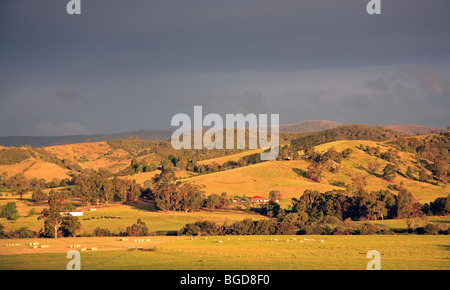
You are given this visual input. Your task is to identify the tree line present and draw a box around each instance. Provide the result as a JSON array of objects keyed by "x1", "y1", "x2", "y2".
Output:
[{"x1": 178, "y1": 189, "x2": 449, "y2": 236}]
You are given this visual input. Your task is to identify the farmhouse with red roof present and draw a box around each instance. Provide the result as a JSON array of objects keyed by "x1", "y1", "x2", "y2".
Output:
[{"x1": 249, "y1": 196, "x2": 269, "y2": 203}]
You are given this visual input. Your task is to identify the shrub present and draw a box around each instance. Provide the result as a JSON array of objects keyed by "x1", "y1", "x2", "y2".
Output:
[
  {"x1": 0, "y1": 223, "x2": 6, "y2": 238},
  {"x1": 415, "y1": 227, "x2": 426, "y2": 235},
  {"x1": 8, "y1": 227, "x2": 37, "y2": 239},
  {"x1": 424, "y1": 223, "x2": 440, "y2": 235},
  {"x1": 0, "y1": 202, "x2": 20, "y2": 220},
  {"x1": 178, "y1": 223, "x2": 201, "y2": 236},
  {"x1": 32, "y1": 189, "x2": 49, "y2": 202},
  {"x1": 357, "y1": 222, "x2": 379, "y2": 235},
  {"x1": 0, "y1": 148, "x2": 30, "y2": 165},
  {"x1": 93, "y1": 227, "x2": 112, "y2": 237},
  {"x1": 27, "y1": 208, "x2": 38, "y2": 217},
  {"x1": 275, "y1": 220, "x2": 296, "y2": 235},
  {"x1": 303, "y1": 223, "x2": 326, "y2": 235},
  {"x1": 125, "y1": 219, "x2": 149, "y2": 236},
  {"x1": 61, "y1": 215, "x2": 82, "y2": 237}
]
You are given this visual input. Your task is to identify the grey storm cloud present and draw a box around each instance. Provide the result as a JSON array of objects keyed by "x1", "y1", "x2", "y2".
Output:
[
  {"x1": 0, "y1": 0, "x2": 449, "y2": 136},
  {"x1": 56, "y1": 87, "x2": 88, "y2": 104},
  {"x1": 366, "y1": 79, "x2": 390, "y2": 91},
  {"x1": 338, "y1": 67, "x2": 450, "y2": 126},
  {"x1": 236, "y1": 90, "x2": 267, "y2": 114}
]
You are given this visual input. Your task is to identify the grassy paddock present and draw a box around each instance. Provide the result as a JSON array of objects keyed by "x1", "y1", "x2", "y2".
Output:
[{"x1": 0, "y1": 235, "x2": 448, "y2": 270}]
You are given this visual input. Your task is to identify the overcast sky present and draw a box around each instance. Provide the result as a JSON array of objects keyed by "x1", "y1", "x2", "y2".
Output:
[{"x1": 1, "y1": 0, "x2": 449, "y2": 136}]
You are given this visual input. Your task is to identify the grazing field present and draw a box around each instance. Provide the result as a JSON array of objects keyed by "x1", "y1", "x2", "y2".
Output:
[
  {"x1": 0, "y1": 235, "x2": 448, "y2": 270},
  {"x1": 183, "y1": 160, "x2": 340, "y2": 201},
  {"x1": 0, "y1": 158, "x2": 71, "y2": 181},
  {"x1": 1, "y1": 135, "x2": 449, "y2": 271},
  {"x1": 0, "y1": 193, "x2": 269, "y2": 234}
]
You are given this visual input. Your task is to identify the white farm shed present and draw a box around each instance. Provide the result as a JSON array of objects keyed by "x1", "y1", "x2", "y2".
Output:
[{"x1": 60, "y1": 211, "x2": 83, "y2": 217}]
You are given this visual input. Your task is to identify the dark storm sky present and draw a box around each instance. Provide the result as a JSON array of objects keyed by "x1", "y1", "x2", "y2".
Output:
[{"x1": 1, "y1": 0, "x2": 449, "y2": 136}]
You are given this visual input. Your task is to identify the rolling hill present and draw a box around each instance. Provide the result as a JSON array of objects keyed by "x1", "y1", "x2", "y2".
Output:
[
  {"x1": 0, "y1": 125, "x2": 448, "y2": 204},
  {"x1": 278, "y1": 120, "x2": 342, "y2": 133},
  {"x1": 381, "y1": 124, "x2": 442, "y2": 135},
  {"x1": 180, "y1": 139, "x2": 449, "y2": 203},
  {"x1": 0, "y1": 129, "x2": 173, "y2": 148},
  {"x1": 0, "y1": 120, "x2": 358, "y2": 147}
]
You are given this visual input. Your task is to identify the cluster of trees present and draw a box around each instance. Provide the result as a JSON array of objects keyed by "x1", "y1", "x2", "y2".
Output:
[
  {"x1": 37, "y1": 190, "x2": 81, "y2": 238},
  {"x1": 71, "y1": 172, "x2": 141, "y2": 209},
  {"x1": 255, "y1": 188, "x2": 449, "y2": 227},
  {"x1": 178, "y1": 216, "x2": 448, "y2": 236},
  {"x1": 359, "y1": 145, "x2": 401, "y2": 163},
  {"x1": 149, "y1": 168, "x2": 231, "y2": 212},
  {"x1": 388, "y1": 133, "x2": 450, "y2": 185},
  {"x1": 291, "y1": 146, "x2": 353, "y2": 183},
  {"x1": 108, "y1": 138, "x2": 265, "y2": 177},
  {"x1": 0, "y1": 148, "x2": 30, "y2": 165},
  {"x1": 422, "y1": 196, "x2": 450, "y2": 216},
  {"x1": 92, "y1": 219, "x2": 152, "y2": 237},
  {"x1": 1, "y1": 169, "x2": 146, "y2": 209},
  {"x1": 287, "y1": 188, "x2": 421, "y2": 222},
  {"x1": 119, "y1": 158, "x2": 158, "y2": 175},
  {"x1": 178, "y1": 219, "x2": 296, "y2": 236},
  {"x1": 0, "y1": 191, "x2": 82, "y2": 239},
  {"x1": 178, "y1": 190, "x2": 449, "y2": 236},
  {"x1": 192, "y1": 153, "x2": 265, "y2": 175},
  {"x1": 359, "y1": 148, "x2": 432, "y2": 183},
  {"x1": 290, "y1": 125, "x2": 401, "y2": 152},
  {"x1": 0, "y1": 224, "x2": 37, "y2": 239},
  {"x1": 108, "y1": 138, "x2": 246, "y2": 174},
  {"x1": 0, "y1": 172, "x2": 73, "y2": 199}
]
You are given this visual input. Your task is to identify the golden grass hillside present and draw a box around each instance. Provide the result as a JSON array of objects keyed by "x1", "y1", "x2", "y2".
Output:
[
  {"x1": 0, "y1": 157, "x2": 71, "y2": 181},
  {"x1": 315, "y1": 140, "x2": 449, "y2": 203},
  {"x1": 177, "y1": 140, "x2": 449, "y2": 203},
  {"x1": 182, "y1": 160, "x2": 340, "y2": 200},
  {"x1": 197, "y1": 148, "x2": 265, "y2": 166},
  {"x1": 46, "y1": 141, "x2": 131, "y2": 173}
]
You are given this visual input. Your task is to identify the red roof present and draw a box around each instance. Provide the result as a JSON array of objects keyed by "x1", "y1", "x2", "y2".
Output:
[{"x1": 250, "y1": 196, "x2": 267, "y2": 199}]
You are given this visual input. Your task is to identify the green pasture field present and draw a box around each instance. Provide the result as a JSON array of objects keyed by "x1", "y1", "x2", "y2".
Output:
[
  {"x1": 0, "y1": 193, "x2": 269, "y2": 234},
  {"x1": 0, "y1": 235, "x2": 448, "y2": 270}
]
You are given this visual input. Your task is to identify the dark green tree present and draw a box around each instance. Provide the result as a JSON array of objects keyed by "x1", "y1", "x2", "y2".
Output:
[
  {"x1": 32, "y1": 189, "x2": 49, "y2": 202},
  {"x1": 61, "y1": 214, "x2": 81, "y2": 237},
  {"x1": 206, "y1": 194, "x2": 221, "y2": 212},
  {"x1": 39, "y1": 191, "x2": 67, "y2": 238},
  {"x1": 405, "y1": 166, "x2": 415, "y2": 179},
  {"x1": 125, "y1": 219, "x2": 149, "y2": 236},
  {"x1": 419, "y1": 169, "x2": 429, "y2": 182},
  {"x1": 382, "y1": 164, "x2": 396, "y2": 181},
  {"x1": 153, "y1": 168, "x2": 179, "y2": 212},
  {"x1": 269, "y1": 190, "x2": 281, "y2": 203},
  {"x1": 307, "y1": 162, "x2": 324, "y2": 182},
  {"x1": 0, "y1": 202, "x2": 20, "y2": 220}
]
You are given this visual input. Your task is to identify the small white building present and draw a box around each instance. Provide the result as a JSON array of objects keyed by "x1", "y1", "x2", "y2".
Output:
[{"x1": 60, "y1": 211, "x2": 83, "y2": 217}]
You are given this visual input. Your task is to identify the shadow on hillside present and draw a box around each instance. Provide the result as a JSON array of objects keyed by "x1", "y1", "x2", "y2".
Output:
[
  {"x1": 127, "y1": 199, "x2": 158, "y2": 212},
  {"x1": 292, "y1": 168, "x2": 308, "y2": 178},
  {"x1": 429, "y1": 218, "x2": 450, "y2": 224}
]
